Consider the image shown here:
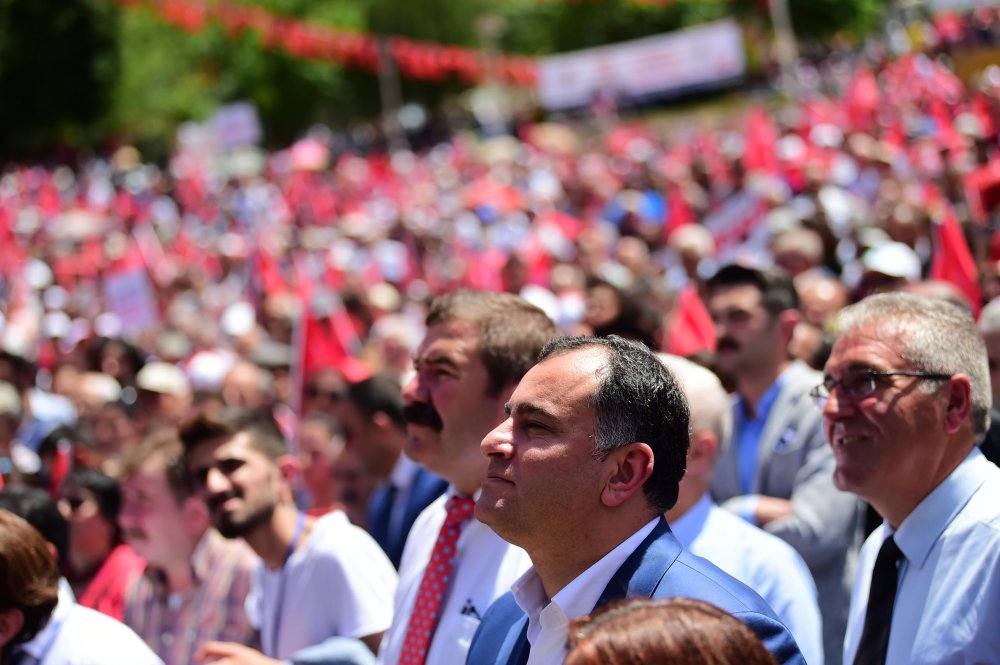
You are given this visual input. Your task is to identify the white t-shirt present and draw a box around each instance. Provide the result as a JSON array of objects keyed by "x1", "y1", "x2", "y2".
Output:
[
  {"x1": 246, "y1": 511, "x2": 397, "y2": 659},
  {"x1": 377, "y1": 489, "x2": 533, "y2": 665}
]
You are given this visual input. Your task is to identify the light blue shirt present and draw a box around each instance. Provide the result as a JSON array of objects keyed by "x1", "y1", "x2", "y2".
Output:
[
  {"x1": 844, "y1": 449, "x2": 1000, "y2": 665},
  {"x1": 672, "y1": 495, "x2": 825, "y2": 665},
  {"x1": 734, "y1": 377, "x2": 785, "y2": 496}
]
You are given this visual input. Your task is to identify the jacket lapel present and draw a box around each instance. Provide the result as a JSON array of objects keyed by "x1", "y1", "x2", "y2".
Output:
[{"x1": 594, "y1": 518, "x2": 680, "y2": 609}]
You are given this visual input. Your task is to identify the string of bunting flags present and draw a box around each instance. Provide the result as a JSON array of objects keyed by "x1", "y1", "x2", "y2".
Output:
[{"x1": 114, "y1": 0, "x2": 540, "y2": 87}]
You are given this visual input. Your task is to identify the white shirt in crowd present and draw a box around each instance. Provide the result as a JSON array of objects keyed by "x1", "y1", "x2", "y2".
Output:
[{"x1": 377, "y1": 488, "x2": 532, "y2": 665}]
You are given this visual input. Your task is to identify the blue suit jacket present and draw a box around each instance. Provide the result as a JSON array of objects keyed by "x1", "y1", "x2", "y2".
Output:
[
  {"x1": 367, "y1": 467, "x2": 448, "y2": 569},
  {"x1": 465, "y1": 518, "x2": 804, "y2": 665}
]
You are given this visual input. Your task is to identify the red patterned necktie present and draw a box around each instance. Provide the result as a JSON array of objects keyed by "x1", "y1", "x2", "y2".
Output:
[{"x1": 398, "y1": 494, "x2": 476, "y2": 665}]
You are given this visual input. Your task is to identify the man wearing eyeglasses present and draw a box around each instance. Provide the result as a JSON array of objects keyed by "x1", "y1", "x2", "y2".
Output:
[
  {"x1": 820, "y1": 292, "x2": 1000, "y2": 664},
  {"x1": 705, "y1": 264, "x2": 861, "y2": 665}
]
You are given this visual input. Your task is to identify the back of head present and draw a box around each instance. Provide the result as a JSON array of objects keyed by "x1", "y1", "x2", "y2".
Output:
[
  {"x1": 345, "y1": 373, "x2": 406, "y2": 432},
  {"x1": 0, "y1": 510, "x2": 60, "y2": 653},
  {"x1": 426, "y1": 290, "x2": 559, "y2": 395},
  {"x1": 179, "y1": 407, "x2": 287, "y2": 460},
  {"x1": 658, "y1": 354, "x2": 732, "y2": 448},
  {"x1": 538, "y1": 336, "x2": 689, "y2": 512},
  {"x1": 834, "y1": 292, "x2": 990, "y2": 437},
  {"x1": 0, "y1": 486, "x2": 69, "y2": 573},
  {"x1": 565, "y1": 597, "x2": 778, "y2": 665},
  {"x1": 979, "y1": 297, "x2": 1000, "y2": 336},
  {"x1": 706, "y1": 264, "x2": 799, "y2": 317}
]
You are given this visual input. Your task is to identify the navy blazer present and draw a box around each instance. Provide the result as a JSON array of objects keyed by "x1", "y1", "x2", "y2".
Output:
[
  {"x1": 466, "y1": 518, "x2": 804, "y2": 665},
  {"x1": 367, "y1": 467, "x2": 448, "y2": 569}
]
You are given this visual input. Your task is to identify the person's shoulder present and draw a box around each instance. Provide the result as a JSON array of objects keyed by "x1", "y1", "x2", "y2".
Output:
[
  {"x1": 309, "y1": 510, "x2": 387, "y2": 553},
  {"x1": 657, "y1": 548, "x2": 782, "y2": 619},
  {"x1": 705, "y1": 506, "x2": 804, "y2": 562},
  {"x1": 58, "y1": 605, "x2": 163, "y2": 664},
  {"x1": 950, "y1": 461, "x2": 1000, "y2": 536}
]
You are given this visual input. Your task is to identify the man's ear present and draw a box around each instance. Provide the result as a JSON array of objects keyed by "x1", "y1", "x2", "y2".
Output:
[
  {"x1": 778, "y1": 310, "x2": 802, "y2": 346},
  {"x1": 0, "y1": 608, "x2": 25, "y2": 649},
  {"x1": 181, "y1": 495, "x2": 211, "y2": 534},
  {"x1": 601, "y1": 443, "x2": 654, "y2": 508},
  {"x1": 685, "y1": 431, "x2": 718, "y2": 477},
  {"x1": 276, "y1": 454, "x2": 301, "y2": 483},
  {"x1": 943, "y1": 374, "x2": 973, "y2": 434}
]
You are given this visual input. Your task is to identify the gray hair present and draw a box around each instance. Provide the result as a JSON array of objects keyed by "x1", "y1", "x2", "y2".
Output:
[
  {"x1": 833, "y1": 292, "x2": 990, "y2": 436},
  {"x1": 657, "y1": 354, "x2": 732, "y2": 447}
]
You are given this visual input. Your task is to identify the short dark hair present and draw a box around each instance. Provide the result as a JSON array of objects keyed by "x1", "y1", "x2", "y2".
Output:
[
  {"x1": 345, "y1": 373, "x2": 406, "y2": 432},
  {"x1": 0, "y1": 486, "x2": 70, "y2": 572},
  {"x1": 706, "y1": 264, "x2": 799, "y2": 317},
  {"x1": 179, "y1": 407, "x2": 287, "y2": 460},
  {"x1": 426, "y1": 290, "x2": 560, "y2": 396},
  {"x1": 61, "y1": 468, "x2": 123, "y2": 532},
  {"x1": 538, "y1": 335, "x2": 690, "y2": 512},
  {"x1": 120, "y1": 429, "x2": 194, "y2": 502},
  {"x1": 0, "y1": 510, "x2": 60, "y2": 653}
]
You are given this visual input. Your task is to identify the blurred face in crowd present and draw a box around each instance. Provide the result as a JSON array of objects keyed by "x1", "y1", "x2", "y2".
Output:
[
  {"x1": 119, "y1": 457, "x2": 200, "y2": 568},
  {"x1": 58, "y1": 488, "x2": 115, "y2": 576},
  {"x1": 297, "y1": 418, "x2": 345, "y2": 508},
  {"x1": 187, "y1": 433, "x2": 282, "y2": 539},
  {"x1": 402, "y1": 320, "x2": 509, "y2": 493},
  {"x1": 708, "y1": 284, "x2": 782, "y2": 378},
  {"x1": 302, "y1": 369, "x2": 346, "y2": 416}
]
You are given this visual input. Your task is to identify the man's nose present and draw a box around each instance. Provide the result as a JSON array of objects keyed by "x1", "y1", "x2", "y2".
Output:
[{"x1": 481, "y1": 419, "x2": 513, "y2": 458}]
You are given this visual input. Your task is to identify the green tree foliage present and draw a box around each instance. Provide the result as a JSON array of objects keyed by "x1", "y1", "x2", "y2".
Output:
[
  {"x1": 0, "y1": 0, "x2": 119, "y2": 156},
  {"x1": 113, "y1": 1, "x2": 367, "y2": 153},
  {"x1": 0, "y1": 0, "x2": 891, "y2": 156}
]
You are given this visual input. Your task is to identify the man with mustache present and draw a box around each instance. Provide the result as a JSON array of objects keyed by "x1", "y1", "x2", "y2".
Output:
[
  {"x1": 119, "y1": 429, "x2": 257, "y2": 665},
  {"x1": 377, "y1": 291, "x2": 559, "y2": 665},
  {"x1": 181, "y1": 408, "x2": 396, "y2": 665},
  {"x1": 705, "y1": 264, "x2": 860, "y2": 665}
]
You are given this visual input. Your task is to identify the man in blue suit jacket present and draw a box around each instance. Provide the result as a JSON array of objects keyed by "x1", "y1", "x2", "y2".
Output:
[
  {"x1": 469, "y1": 336, "x2": 804, "y2": 665},
  {"x1": 337, "y1": 373, "x2": 447, "y2": 568}
]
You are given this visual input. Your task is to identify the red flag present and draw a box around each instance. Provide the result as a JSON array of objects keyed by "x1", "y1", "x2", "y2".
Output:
[
  {"x1": 742, "y1": 106, "x2": 780, "y2": 176},
  {"x1": 664, "y1": 284, "x2": 716, "y2": 358},
  {"x1": 844, "y1": 65, "x2": 881, "y2": 132},
  {"x1": 928, "y1": 186, "x2": 982, "y2": 316}
]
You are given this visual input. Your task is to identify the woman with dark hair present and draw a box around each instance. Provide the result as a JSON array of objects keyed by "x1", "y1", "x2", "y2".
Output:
[
  {"x1": 0, "y1": 510, "x2": 59, "y2": 665},
  {"x1": 566, "y1": 597, "x2": 779, "y2": 665},
  {"x1": 57, "y1": 469, "x2": 144, "y2": 620}
]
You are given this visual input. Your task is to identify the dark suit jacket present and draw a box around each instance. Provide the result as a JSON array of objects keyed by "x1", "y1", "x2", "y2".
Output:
[
  {"x1": 465, "y1": 518, "x2": 804, "y2": 665},
  {"x1": 367, "y1": 466, "x2": 448, "y2": 568}
]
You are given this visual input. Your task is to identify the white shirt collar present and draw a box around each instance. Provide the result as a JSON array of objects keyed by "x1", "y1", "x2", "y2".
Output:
[
  {"x1": 388, "y1": 454, "x2": 420, "y2": 491},
  {"x1": 511, "y1": 517, "x2": 660, "y2": 650}
]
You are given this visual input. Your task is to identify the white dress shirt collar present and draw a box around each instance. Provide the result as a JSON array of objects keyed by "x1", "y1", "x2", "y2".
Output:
[{"x1": 511, "y1": 517, "x2": 659, "y2": 665}]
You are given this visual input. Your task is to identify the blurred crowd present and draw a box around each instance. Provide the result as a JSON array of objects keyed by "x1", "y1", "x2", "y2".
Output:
[{"x1": 2, "y1": 5, "x2": 1000, "y2": 665}]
